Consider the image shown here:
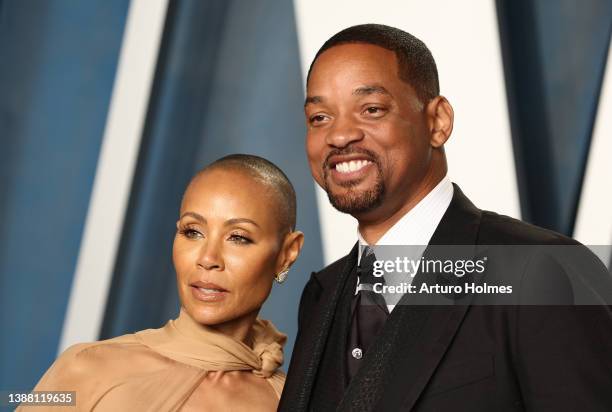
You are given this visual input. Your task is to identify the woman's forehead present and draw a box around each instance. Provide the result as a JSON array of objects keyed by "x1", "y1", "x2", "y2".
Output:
[{"x1": 181, "y1": 169, "x2": 281, "y2": 222}]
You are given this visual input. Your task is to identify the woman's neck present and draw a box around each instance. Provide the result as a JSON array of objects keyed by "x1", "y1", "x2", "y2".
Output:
[{"x1": 206, "y1": 309, "x2": 259, "y2": 345}]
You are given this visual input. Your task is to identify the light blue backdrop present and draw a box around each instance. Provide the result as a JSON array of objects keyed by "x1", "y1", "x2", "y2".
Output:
[
  {"x1": 0, "y1": 0, "x2": 610, "y2": 396},
  {"x1": 0, "y1": 0, "x2": 130, "y2": 393}
]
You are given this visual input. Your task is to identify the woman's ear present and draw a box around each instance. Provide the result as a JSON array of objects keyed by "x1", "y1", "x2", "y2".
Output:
[
  {"x1": 277, "y1": 231, "x2": 304, "y2": 273},
  {"x1": 426, "y1": 96, "x2": 454, "y2": 148}
]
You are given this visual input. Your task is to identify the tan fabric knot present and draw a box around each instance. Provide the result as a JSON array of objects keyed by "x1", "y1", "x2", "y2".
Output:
[
  {"x1": 136, "y1": 310, "x2": 287, "y2": 381},
  {"x1": 253, "y1": 341, "x2": 284, "y2": 378}
]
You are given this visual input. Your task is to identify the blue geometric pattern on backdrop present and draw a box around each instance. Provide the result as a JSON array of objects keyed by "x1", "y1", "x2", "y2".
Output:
[
  {"x1": 101, "y1": 0, "x2": 232, "y2": 340},
  {"x1": 0, "y1": 0, "x2": 129, "y2": 394},
  {"x1": 101, "y1": 0, "x2": 324, "y2": 365},
  {"x1": 2, "y1": 0, "x2": 609, "y2": 397},
  {"x1": 191, "y1": 0, "x2": 325, "y2": 363},
  {"x1": 497, "y1": 0, "x2": 612, "y2": 235}
]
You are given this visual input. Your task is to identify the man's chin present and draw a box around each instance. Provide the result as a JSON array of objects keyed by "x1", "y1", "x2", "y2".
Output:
[{"x1": 326, "y1": 185, "x2": 384, "y2": 215}]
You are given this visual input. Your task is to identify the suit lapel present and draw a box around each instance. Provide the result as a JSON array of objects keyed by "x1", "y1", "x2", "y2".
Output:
[
  {"x1": 389, "y1": 185, "x2": 483, "y2": 410},
  {"x1": 339, "y1": 185, "x2": 483, "y2": 411},
  {"x1": 284, "y1": 243, "x2": 359, "y2": 411}
]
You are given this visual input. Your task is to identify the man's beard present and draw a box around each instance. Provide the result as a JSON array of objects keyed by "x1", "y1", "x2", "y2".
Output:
[{"x1": 323, "y1": 164, "x2": 385, "y2": 214}]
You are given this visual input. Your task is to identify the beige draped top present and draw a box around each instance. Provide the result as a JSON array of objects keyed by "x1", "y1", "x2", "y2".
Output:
[{"x1": 19, "y1": 310, "x2": 287, "y2": 411}]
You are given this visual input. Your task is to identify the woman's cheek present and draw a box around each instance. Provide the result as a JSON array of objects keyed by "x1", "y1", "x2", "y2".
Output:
[
  {"x1": 226, "y1": 258, "x2": 272, "y2": 297},
  {"x1": 177, "y1": 241, "x2": 201, "y2": 269},
  {"x1": 172, "y1": 239, "x2": 189, "y2": 269}
]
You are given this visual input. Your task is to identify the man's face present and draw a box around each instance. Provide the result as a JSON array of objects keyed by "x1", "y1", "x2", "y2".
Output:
[{"x1": 305, "y1": 43, "x2": 434, "y2": 217}]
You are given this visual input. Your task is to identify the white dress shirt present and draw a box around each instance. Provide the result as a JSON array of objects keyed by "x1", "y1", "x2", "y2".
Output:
[{"x1": 357, "y1": 175, "x2": 454, "y2": 312}]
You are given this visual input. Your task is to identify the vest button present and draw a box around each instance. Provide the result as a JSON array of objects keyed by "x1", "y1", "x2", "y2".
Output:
[{"x1": 351, "y1": 347, "x2": 363, "y2": 359}]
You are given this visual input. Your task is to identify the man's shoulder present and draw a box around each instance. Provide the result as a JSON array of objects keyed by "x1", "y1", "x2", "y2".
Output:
[
  {"x1": 313, "y1": 248, "x2": 356, "y2": 281},
  {"x1": 477, "y1": 209, "x2": 578, "y2": 246},
  {"x1": 449, "y1": 184, "x2": 577, "y2": 246},
  {"x1": 317, "y1": 255, "x2": 351, "y2": 277}
]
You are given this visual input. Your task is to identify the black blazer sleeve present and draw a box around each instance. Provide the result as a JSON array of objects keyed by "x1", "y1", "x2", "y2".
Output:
[
  {"x1": 297, "y1": 272, "x2": 320, "y2": 332},
  {"x1": 513, "y1": 249, "x2": 612, "y2": 411}
]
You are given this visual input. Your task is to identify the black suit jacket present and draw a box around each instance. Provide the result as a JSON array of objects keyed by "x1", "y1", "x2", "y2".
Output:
[{"x1": 279, "y1": 185, "x2": 612, "y2": 411}]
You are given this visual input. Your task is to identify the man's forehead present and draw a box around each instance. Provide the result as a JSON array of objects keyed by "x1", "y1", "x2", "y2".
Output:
[
  {"x1": 317, "y1": 42, "x2": 395, "y2": 61},
  {"x1": 309, "y1": 43, "x2": 398, "y2": 77}
]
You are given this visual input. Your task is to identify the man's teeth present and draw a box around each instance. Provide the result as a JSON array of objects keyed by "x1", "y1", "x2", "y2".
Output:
[
  {"x1": 199, "y1": 288, "x2": 223, "y2": 293},
  {"x1": 335, "y1": 160, "x2": 372, "y2": 173}
]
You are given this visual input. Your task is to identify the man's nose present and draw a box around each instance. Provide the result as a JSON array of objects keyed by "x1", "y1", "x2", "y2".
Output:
[
  {"x1": 325, "y1": 116, "x2": 365, "y2": 148},
  {"x1": 196, "y1": 239, "x2": 224, "y2": 271}
]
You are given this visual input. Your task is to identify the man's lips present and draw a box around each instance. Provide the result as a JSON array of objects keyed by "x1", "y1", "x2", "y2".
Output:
[
  {"x1": 190, "y1": 281, "x2": 228, "y2": 302},
  {"x1": 327, "y1": 154, "x2": 374, "y2": 168},
  {"x1": 332, "y1": 159, "x2": 373, "y2": 174},
  {"x1": 326, "y1": 154, "x2": 375, "y2": 183}
]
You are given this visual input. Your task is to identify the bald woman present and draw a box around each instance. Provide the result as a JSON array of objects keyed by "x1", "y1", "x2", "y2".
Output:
[{"x1": 22, "y1": 155, "x2": 304, "y2": 412}]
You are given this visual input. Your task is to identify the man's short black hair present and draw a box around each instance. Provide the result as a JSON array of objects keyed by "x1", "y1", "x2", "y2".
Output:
[
  {"x1": 307, "y1": 23, "x2": 440, "y2": 103},
  {"x1": 202, "y1": 154, "x2": 297, "y2": 232}
]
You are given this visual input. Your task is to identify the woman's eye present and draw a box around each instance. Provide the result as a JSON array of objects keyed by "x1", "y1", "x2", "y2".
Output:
[
  {"x1": 181, "y1": 228, "x2": 202, "y2": 239},
  {"x1": 228, "y1": 234, "x2": 252, "y2": 244}
]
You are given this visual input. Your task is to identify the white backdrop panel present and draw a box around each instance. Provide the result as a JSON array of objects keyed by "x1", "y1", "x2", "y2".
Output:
[{"x1": 574, "y1": 41, "x2": 612, "y2": 267}]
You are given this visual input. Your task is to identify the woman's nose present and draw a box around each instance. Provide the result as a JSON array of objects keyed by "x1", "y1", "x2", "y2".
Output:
[
  {"x1": 196, "y1": 239, "x2": 224, "y2": 271},
  {"x1": 325, "y1": 116, "x2": 365, "y2": 148}
]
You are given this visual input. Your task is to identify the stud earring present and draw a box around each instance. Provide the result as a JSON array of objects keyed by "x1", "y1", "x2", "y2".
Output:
[{"x1": 275, "y1": 269, "x2": 289, "y2": 283}]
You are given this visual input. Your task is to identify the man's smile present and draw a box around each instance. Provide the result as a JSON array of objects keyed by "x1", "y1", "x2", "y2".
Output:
[
  {"x1": 334, "y1": 159, "x2": 372, "y2": 173},
  {"x1": 324, "y1": 150, "x2": 380, "y2": 186},
  {"x1": 328, "y1": 159, "x2": 375, "y2": 186}
]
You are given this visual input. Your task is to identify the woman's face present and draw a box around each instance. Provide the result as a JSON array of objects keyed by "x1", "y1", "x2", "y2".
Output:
[{"x1": 173, "y1": 168, "x2": 294, "y2": 333}]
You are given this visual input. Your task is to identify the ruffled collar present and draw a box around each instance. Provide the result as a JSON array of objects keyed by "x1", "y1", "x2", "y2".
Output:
[{"x1": 136, "y1": 309, "x2": 286, "y2": 378}]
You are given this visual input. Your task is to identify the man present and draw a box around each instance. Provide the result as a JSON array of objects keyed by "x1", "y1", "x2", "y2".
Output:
[{"x1": 279, "y1": 24, "x2": 612, "y2": 411}]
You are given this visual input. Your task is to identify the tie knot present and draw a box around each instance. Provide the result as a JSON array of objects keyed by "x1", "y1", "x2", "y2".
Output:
[
  {"x1": 358, "y1": 246, "x2": 380, "y2": 286},
  {"x1": 359, "y1": 246, "x2": 376, "y2": 269}
]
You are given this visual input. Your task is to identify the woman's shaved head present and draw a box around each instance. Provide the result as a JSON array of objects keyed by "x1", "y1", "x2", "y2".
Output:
[{"x1": 186, "y1": 154, "x2": 297, "y2": 234}]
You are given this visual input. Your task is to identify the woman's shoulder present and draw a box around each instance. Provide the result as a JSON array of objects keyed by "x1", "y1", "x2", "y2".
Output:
[
  {"x1": 33, "y1": 332, "x2": 166, "y2": 391},
  {"x1": 63, "y1": 332, "x2": 140, "y2": 353},
  {"x1": 57, "y1": 334, "x2": 142, "y2": 369},
  {"x1": 24, "y1": 328, "x2": 205, "y2": 411}
]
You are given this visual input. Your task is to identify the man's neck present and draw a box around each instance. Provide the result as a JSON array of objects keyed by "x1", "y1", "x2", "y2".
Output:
[{"x1": 357, "y1": 170, "x2": 447, "y2": 245}]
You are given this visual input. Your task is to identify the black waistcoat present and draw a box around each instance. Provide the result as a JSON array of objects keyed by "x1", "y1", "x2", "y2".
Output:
[{"x1": 309, "y1": 262, "x2": 358, "y2": 410}]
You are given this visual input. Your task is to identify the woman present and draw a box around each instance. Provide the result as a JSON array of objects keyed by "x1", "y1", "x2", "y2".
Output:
[{"x1": 21, "y1": 154, "x2": 304, "y2": 411}]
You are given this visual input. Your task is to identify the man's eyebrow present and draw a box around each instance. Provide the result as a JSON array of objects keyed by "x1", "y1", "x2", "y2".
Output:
[
  {"x1": 304, "y1": 85, "x2": 390, "y2": 107},
  {"x1": 353, "y1": 85, "x2": 391, "y2": 97},
  {"x1": 180, "y1": 212, "x2": 205, "y2": 222},
  {"x1": 304, "y1": 95, "x2": 323, "y2": 107},
  {"x1": 225, "y1": 218, "x2": 260, "y2": 228}
]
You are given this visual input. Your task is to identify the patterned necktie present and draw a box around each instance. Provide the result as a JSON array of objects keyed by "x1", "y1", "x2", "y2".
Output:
[{"x1": 346, "y1": 246, "x2": 390, "y2": 382}]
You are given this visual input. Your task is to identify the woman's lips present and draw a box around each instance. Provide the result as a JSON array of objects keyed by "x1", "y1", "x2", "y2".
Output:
[{"x1": 190, "y1": 281, "x2": 228, "y2": 302}]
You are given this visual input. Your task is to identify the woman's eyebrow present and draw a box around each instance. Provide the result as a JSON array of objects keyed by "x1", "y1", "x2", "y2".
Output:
[
  {"x1": 179, "y1": 212, "x2": 205, "y2": 222},
  {"x1": 179, "y1": 213, "x2": 259, "y2": 228},
  {"x1": 225, "y1": 218, "x2": 260, "y2": 228}
]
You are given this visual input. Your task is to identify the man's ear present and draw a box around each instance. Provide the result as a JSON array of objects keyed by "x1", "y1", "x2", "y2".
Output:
[
  {"x1": 277, "y1": 231, "x2": 305, "y2": 273},
  {"x1": 426, "y1": 96, "x2": 454, "y2": 148}
]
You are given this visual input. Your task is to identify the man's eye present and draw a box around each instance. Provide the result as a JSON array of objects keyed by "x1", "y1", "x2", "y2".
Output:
[
  {"x1": 364, "y1": 106, "x2": 386, "y2": 116},
  {"x1": 309, "y1": 114, "x2": 328, "y2": 125}
]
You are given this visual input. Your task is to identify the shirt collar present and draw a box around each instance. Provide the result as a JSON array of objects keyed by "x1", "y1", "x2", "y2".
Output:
[{"x1": 358, "y1": 175, "x2": 454, "y2": 263}]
